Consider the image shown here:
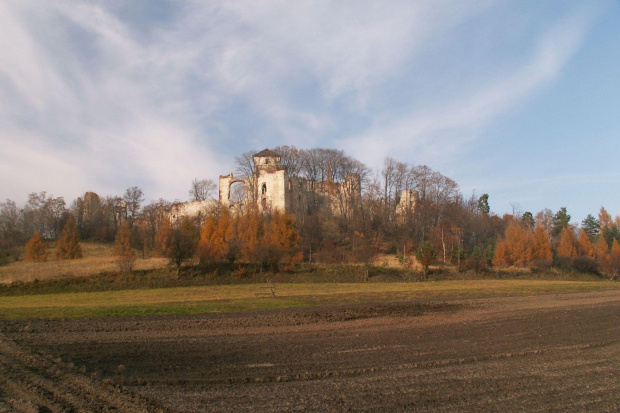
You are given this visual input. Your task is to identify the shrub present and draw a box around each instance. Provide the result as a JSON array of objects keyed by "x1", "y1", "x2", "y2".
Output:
[
  {"x1": 25, "y1": 232, "x2": 48, "y2": 262},
  {"x1": 571, "y1": 256, "x2": 598, "y2": 274}
]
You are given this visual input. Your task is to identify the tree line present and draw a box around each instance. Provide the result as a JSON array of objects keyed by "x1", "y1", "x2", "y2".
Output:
[{"x1": 2, "y1": 145, "x2": 620, "y2": 277}]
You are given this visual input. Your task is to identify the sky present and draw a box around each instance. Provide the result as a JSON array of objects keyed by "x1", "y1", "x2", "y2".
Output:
[{"x1": 1, "y1": 0, "x2": 619, "y2": 224}]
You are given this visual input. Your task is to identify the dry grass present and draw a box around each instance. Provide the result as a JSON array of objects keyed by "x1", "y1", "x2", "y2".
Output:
[{"x1": 0, "y1": 242, "x2": 168, "y2": 284}]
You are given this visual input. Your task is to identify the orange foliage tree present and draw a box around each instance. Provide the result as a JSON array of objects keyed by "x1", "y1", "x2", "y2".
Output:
[
  {"x1": 261, "y1": 210, "x2": 301, "y2": 272},
  {"x1": 531, "y1": 226, "x2": 553, "y2": 263},
  {"x1": 594, "y1": 236, "x2": 610, "y2": 274},
  {"x1": 577, "y1": 229, "x2": 596, "y2": 259},
  {"x1": 493, "y1": 222, "x2": 552, "y2": 268},
  {"x1": 493, "y1": 221, "x2": 531, "y2": 267},
  {"x1": 114, "y1": 221, "x2": 135, "y2": 273},
  {"x1": 25, "y1": 232, "x2": 48, "y2": 262},
  {"x1": 609, "y1": 239, "x2": 620, "y2": 277},
  {"x1": 556, "y1": 226, "x2": 578, "y2": 259},
  {"x1": 56, "y1": 215, "x2": 82, "y2": 260}
]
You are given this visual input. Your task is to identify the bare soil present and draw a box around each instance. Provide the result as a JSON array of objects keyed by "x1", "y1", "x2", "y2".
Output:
[{"x1": 1, "y1": 290, "x2": 619, "y2": 412}]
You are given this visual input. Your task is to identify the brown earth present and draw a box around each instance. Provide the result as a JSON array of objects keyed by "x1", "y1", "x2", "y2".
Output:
[{"x1": 1, "y1": 290, "x2": 619, "y2": 412}]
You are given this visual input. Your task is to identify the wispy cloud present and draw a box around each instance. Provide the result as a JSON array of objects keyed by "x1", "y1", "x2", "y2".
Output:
[
  {"x1": 339, "y1": 5, "x2": 597, "y2": 169},
  {"x1": 0, "y1": 0, "x2": 609, "y2": 214}
]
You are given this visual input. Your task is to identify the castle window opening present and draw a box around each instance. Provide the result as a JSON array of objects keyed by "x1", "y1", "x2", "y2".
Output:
[{"x1": 261, "y1": 183, "x2": 267, "y2": 194}]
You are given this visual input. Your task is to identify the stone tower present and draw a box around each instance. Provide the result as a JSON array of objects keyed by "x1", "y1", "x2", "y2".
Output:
[{"x1": 253, "y1": 149, "x2": 288, "y2": 212}]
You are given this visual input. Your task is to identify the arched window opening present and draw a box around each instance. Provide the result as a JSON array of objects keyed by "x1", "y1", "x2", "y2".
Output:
[
  {"x1": 230, "y1": 181, "x2": 246, "y2": 203},
  {"x1": 261, "y1": 183, "x2": 267, "y2": 194}
]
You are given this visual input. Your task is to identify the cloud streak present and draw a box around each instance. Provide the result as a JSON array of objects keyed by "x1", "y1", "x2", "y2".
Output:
[{"x1": 339, "y1": 5, "x2": 596, "y2": 169}]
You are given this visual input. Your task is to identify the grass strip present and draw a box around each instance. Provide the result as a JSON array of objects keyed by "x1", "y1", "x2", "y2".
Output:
[{"x1": 0, "y1": 280, "x2": 618, "y2": 320}]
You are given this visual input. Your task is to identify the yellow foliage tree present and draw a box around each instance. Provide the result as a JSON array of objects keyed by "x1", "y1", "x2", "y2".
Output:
[
  {"x1": 56, "y1": 215, "x2": 82, "y2": 260},
  {"x1": 25, "y1": 232, "x2": 48, "y2": 262}
]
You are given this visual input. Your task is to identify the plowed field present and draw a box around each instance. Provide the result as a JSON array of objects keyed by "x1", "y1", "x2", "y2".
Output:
[{"x1": 1, "y1": 290, "x2": 619, "y2": 412}]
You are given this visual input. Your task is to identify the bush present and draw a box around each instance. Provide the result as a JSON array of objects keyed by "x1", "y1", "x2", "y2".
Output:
[
  {"x1": 571, "y1": 256, "x2": 598, "y2": 274},
  {"x1": 530, "y1": 258, "x2": 553, "y2": 272}
]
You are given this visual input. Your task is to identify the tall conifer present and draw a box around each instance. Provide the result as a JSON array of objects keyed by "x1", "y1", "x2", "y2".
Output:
[{"x1": 56, "y1": 215, "x2": 82, "y2": 260}]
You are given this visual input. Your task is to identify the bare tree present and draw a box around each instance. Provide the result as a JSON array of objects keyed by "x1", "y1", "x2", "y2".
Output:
[
  {"x1": 274, "y1": 145, "x2": 304, "y2": 176},
  {"x1": 235, "y1": 151, "x2": 257, "y2": 203},
  {"x1": 0, "y1": 199, "x2": 22, "y2": 242},
  {"x1": 21, "y1": 192, "x2": 66, "y2": 239},
  {"x1": 188, "y1": 178, "x2": 216, "y2": 202},
  {"x1": 123, "y1": 187, "x2": 144, "y2": 229}
]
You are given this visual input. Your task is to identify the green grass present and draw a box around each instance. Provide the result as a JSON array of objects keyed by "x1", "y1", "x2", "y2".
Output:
[{"x1": 0, "y1": 280, "x2": 618, "y2": 320}]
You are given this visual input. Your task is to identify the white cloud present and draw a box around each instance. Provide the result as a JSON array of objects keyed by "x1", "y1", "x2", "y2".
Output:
[
  {"x1": 0, "y1": 1, "x2": 225, "y2": 203},
  {"x1": 339, "y1": 6, "x2": 595, "y2": 169}
]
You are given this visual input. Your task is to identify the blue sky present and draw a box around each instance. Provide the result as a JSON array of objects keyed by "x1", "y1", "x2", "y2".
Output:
[{"x1": 1, "y1": 0, "x2": 618, "y2": 223}]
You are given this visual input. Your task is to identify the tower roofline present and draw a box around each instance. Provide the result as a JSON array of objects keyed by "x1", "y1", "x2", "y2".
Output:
[{"x1": 253, "y1": 148, "x2": 281, "y2": 158}]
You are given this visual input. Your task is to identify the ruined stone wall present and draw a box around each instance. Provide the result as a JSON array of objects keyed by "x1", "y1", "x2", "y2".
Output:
[
  {"x1": 170, "y1": 200, "x2": 219, "y2": 225},
  {"x1": 256, "y1": 169, "x2": 287, "y2": 212},
  {"x1": 396, "y1": 189, "x2": 418, "y2": 223}
]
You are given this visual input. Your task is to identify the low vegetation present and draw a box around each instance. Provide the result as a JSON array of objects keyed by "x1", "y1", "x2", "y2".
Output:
[{"x1": 1, "y1": 279, "x2": 618, "y2": 320}]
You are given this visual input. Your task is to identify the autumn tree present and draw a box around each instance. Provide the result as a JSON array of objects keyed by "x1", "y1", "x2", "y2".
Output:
[
  {"x1": 55, "y1": 215, "x2": 82, "y2": 260},
  {"x1": 114, "y1": 221, "x2": 135, "y2": 272},
  {"x1": 609, "y1": 239, "x2": 620, "y2": 277},
  {"x1": 157, "y1": 217, "x2": 197, "y2": 276},
  {"x1": 155, "y1": 219, "x2": 174, "y2": 257},
  {"x1": 237, "y1": 206, "x2": 264, "y2": 264},
  {"x1": 577, "y1": 229, "x2": 596, "y2": 259},
  {"x1": 260, "y1": 211, "x2": 301, "y2": 272},
  {"x1": 531, "y1": 225, "x2": 553, "y2": 265},
  {"x1": 493, "y1": 221, "x2": 532, "y2": 267},
  {"x1": 25, "y1": 232, "x2": 48, "y2": 262},
  {"x1": 556, "y1": 226, "x2": 578, "y2": 259},
  {"x1": 197, "y1": 215, "x2": 218, "y2": 268},
  {"x1": 593, "y1": 236, "x2": 611, "y2": 274}
]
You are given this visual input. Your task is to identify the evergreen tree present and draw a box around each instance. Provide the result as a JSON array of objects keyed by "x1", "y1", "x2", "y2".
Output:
[
  {"x1": 522, "y1": 211, "x2": 535, "y2": 230},
  {"x1": 25, "y1": 232, "x2": 48, "y2": 262},
  {"x1": 552, "y1": 207, "x2": 571, "y2": 237},
  {"x1": 416, "y1": 241, "x2": 435, "y2": 276},
  {"x1": 477, "y1": 194, "x2": 490, "y2": 216},
  {"x1": 55, "y1": 215, "x2": 82, "y2": 260},
  {"x1": 581, "y1": 214, "x2": 600, "y2": 240}
]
